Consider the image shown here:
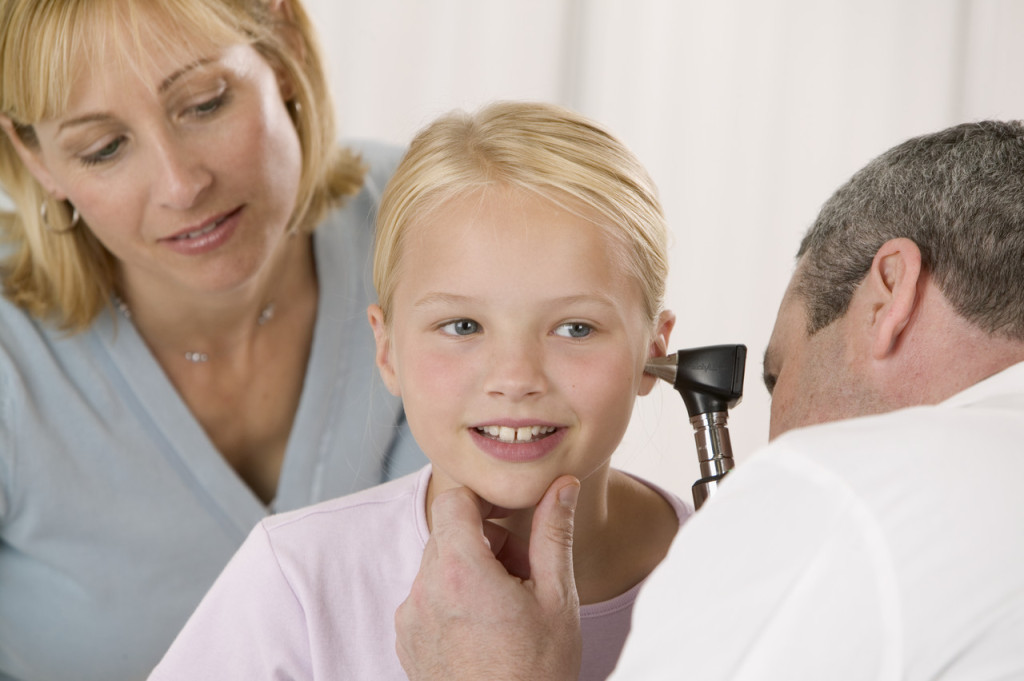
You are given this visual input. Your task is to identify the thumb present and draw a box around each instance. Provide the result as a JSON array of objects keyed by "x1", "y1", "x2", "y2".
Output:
[{"x1": 528, "y1": 475, "x2": 581, "y2": 610}]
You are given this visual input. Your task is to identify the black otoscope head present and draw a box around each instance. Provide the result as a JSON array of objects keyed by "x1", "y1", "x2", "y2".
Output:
[
  {"x1": 673, "y1": 345, "x2": 746, "y2": 417},
  {"x1": 645, "y1": 344, "x2": 747, "y2": 416}
]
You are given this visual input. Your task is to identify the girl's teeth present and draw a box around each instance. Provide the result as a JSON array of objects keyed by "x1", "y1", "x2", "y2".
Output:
[{"x1": 479, "y1": 425, "x2": 557, "y2": 443}]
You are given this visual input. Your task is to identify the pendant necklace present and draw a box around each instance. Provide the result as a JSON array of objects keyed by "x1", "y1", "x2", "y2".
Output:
[{"x1": 113, "y1": 296, "x2": 275, "y2": 363}]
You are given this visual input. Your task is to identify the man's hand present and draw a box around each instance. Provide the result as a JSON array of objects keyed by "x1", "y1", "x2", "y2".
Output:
[{"x1": 395, "y1": 475, "x2": 583, "y2": 681}]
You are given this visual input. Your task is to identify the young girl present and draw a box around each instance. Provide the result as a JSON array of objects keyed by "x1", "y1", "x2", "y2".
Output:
[{"x1": 150, "y1": 101, "x2": 686, "y2": 680}]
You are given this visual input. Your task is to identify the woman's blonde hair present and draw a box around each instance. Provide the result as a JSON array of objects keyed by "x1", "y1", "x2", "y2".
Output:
[
  {"x1": 374, "y1": 100, "x2": 669, "y2": 327},
  {"x1": 0, "y1": 0, "x2": 364, "y2": 330}
]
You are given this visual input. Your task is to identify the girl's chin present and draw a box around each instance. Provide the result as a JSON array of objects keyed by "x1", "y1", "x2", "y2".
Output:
[
  {"x1": 429, "y1": 468, "x2": 566, "y2": 514},
  {"x1": 474, "y1": 486, "x2": 548, "y2": 514}
]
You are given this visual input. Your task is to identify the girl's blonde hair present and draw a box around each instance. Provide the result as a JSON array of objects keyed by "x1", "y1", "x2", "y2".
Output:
[
  {"x1": 0, "y1": 0, "x2": 364, "y2": 330},
  {"x1": 374, "y1": 101, "x2": 669, "y2": 327}
]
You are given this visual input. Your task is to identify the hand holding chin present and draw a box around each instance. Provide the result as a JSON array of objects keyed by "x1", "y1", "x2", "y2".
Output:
[{"x1": 395, "y1": 475, "x2": 583, "y2": 681}]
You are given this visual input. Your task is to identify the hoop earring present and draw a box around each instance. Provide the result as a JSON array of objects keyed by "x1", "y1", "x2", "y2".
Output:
[
  {"x1": 286, "y1": 98, "x2": 303, "y2": 126},
  {"x1": 40, "y1": 200, "x2": 80, "y2": 234}
]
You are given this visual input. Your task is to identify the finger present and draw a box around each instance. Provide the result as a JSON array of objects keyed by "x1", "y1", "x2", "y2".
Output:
[
  {"x1": 490, "y1": 528, "x2": 531, "y2": 579},
  {"x1": 433, "y1": 485, "x2": 493, "y2": 525},
  {"x1": 429, "y1": 486, "x2": 493, "y2": 553},
  {"x1": 428, "y1": 488, "x2": 517, "y2": 583},
  {"x1": 480, "y1": 520, "x2": 510, "y2": 556},
  {"x1": 528, "y1": 475, "x2": 581, "y2": 608}
]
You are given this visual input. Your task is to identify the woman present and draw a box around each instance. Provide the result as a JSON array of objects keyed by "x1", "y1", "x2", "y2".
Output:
[{"x1": 0, "y1": 1, "x2": 423, "y2": 679}]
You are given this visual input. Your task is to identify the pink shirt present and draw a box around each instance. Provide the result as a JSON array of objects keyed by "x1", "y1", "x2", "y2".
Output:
[{"x1": 150, "y1": 465, "x2": 689, "y2": 680}]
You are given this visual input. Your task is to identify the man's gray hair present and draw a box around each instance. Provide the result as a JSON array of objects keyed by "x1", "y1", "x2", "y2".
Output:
[{"x1": 796, "y1": 120, "x2": 1024, "y2": 340}]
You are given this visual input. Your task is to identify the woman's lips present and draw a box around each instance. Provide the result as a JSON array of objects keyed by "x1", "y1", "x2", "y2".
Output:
[{"x1": 161, "y1": 206, "x2": 243, "y2": 255}]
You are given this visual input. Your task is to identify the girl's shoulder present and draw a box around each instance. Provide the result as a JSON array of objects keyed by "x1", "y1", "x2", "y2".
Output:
[
  {"x1": 258, "y1": 465, "x2": 432, "y2": 561},
  {"x1": 610, "y1": 468, "x2": 692, "y2": 526}
]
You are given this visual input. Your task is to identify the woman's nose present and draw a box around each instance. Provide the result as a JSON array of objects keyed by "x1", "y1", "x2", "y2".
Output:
[
  {"x1": 152, "y1": 135, "x2": 212, "y2": 209},
  {"x1": 484, "y1": 340, "x2": 548, "y2": 400}
]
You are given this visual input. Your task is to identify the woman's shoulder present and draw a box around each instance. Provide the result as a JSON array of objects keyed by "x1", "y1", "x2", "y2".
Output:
[
  {"x1": 0, "y1": 290, "x2": 55, "y2": 363},
  {"x1": 341, "y1": 138, "x2": 406, "y2": 202},
  {"x1": 316, "y1": 140, "x2": 404, "y2": 233}
]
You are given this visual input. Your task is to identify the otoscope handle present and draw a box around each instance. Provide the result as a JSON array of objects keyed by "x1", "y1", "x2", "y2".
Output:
[{"x1": 690, "y1": 411, "x2": 735, "y2": 510}]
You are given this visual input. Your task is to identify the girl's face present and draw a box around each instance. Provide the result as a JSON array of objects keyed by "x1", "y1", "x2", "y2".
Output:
[
  {"x1": 369, "y1": 185, "x2": 673, "y2": 510},
  {"x1": 7, "y1": 29, "x2": 302, "y2": 301}
]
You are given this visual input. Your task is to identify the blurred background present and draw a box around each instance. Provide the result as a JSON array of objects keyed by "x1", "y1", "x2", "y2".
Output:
[{"x1": 307, "y1": 0, "x2": 1024, "y2": 500}]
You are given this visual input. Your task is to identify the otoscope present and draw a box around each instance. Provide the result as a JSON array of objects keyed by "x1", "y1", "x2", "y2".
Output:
[{"x1": 645, "y1": 345, "x2": 747, "y2": 510}]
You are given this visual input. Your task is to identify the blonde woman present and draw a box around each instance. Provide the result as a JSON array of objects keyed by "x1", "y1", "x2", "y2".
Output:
[{"x1": 0, "y1": 1, "x2": 423, "y2": 679}]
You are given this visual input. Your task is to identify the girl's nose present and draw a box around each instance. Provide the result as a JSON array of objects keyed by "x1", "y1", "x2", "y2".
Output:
[{"x1": 484, "y1": 341, "x2": 548, "y2": 400}]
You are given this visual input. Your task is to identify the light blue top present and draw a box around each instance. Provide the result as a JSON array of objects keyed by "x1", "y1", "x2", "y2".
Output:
[{"x1": 0, "y1": 141, "x2": 425, "y2": 681}]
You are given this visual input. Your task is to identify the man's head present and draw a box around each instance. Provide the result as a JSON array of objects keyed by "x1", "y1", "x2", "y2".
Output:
[
  {"x1": 765, "y1": 120, "x2": 1024, "y2": 439},
  {"x1": 797, "y1": 120, "x2": 1024, "y2": 340}
]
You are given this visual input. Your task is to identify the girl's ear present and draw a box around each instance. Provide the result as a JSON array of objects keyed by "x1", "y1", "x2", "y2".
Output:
[
  {"x1": 0, "y1": 115, "x2": 65, "y2": 199},
  {"x1": 367, "y1": 304, "x2": 401, "y2": 396},
  {"x1": 639, "y1": 309, "x2": 676, "y2": 396}
]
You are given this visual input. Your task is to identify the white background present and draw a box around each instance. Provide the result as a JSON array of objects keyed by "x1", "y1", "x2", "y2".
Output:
[{"x1": 306, "y1": 0, "x2": 1024, "y2": 500}]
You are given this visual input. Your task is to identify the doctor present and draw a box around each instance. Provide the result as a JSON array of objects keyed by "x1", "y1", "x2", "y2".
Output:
[{"x1": 394, "y1": 120, "x2": 1024, "y2": 680}]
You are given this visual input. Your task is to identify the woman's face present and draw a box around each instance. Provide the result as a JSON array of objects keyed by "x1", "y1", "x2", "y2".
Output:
[
  {"x1": 369, "y1": 186, "x2": 673, "y2": 510},
  {"x1": 18, "y1": 32, "x2": 302, "y2": 301}
]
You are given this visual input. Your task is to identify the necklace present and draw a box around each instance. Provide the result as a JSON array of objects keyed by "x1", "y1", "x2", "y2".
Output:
[{"x1": 113, "y1": 296, "x2": 276, "y2": 363}]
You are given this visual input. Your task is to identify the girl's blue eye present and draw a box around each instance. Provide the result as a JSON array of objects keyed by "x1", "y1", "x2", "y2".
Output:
[
  {"x1": 441, "y1": 319, "x2": 480, "y2": 336},
  {"x1": 555, "y1": 322, "x2": 593, "y2": 339},
  {"x1": 81, "y1": 137, "x2": 124, "y2": 166}
]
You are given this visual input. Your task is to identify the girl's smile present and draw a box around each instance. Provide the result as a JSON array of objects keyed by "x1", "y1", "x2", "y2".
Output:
[{"x1": 469, "y1": 423, "x2": 567, "y2": 462}]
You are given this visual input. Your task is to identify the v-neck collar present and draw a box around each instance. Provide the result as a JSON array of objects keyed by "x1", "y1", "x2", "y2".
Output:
[{"x1": 91, "y1": 214, "x2": 377, "y2": 535}]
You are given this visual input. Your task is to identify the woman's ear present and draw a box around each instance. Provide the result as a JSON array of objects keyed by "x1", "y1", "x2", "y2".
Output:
[
  {"x1": 0, "y1": 115, "x2": 65, "y2": 199},
  {"x1": 367, "y1": 304, "x2": 401, "y2": 396},
  {"x1": 865, "y1": 238, "x2": 922, "y2": 360},
  {"x1": 639, "y1": 309, "x2": 676, "y2": 396}
]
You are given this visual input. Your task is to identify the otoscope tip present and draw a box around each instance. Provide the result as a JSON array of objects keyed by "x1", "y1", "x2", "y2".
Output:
[{"x1": 644, "y1": 354, "x2": 678, "y2": 384}]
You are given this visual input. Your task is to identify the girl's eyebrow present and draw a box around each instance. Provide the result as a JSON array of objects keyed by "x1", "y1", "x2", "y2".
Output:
[
  {"x1": 411, "y1": 292, "x2": 617, "y2": 309},
  {"x1": 412, "y1": 293, "x2": 474, "y2": 309}
]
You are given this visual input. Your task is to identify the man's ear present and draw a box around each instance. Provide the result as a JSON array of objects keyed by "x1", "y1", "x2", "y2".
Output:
[
  {"x1": 866, "y1": 238, "x2": 923, "y2": 360},
  {"x1": 367, "y1": 304, "x2": 401, "y2": 396},
  {"x1": 0, "y1": 115, "x2": 64, "y2": 199},
  {"x1": 639, "y1": 309, "x2": 676, "y2": 396}
]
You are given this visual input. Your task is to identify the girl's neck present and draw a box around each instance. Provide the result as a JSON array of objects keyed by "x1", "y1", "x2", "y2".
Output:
[
  {"x1": 569, "y1": 470, "x2": 679, "y2": 604},
  {"x1": 427, "y1": 467, "x2": 679, "y2": 605}
]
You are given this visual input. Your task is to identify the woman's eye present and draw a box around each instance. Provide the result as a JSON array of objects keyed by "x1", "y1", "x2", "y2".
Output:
[
  {"x1": 555, "y1": 322, "x2": 593, "y2": 339},
  {"x1": 191, "y1": 94, "x2": 226, "y2": 117},
  {"x1": 81, "y1": 137, "x2": 124, "y2": 166},
  {"x1": 440, "y1": 319, "x2": 480, "y2": 336}
]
